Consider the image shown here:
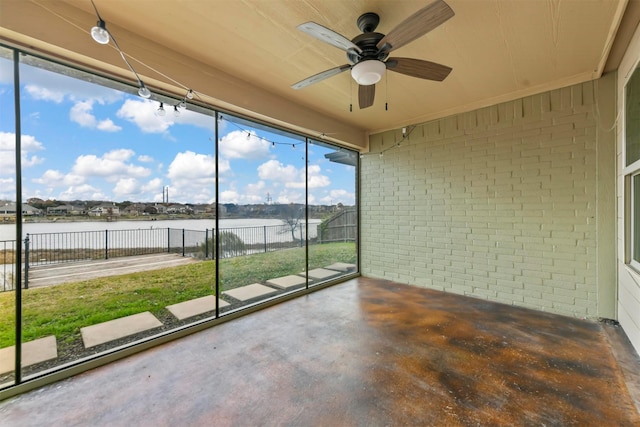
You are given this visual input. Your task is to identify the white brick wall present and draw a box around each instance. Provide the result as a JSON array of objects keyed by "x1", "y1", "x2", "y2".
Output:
[{"x1": 361, "y1": 77, "x2": 616, "y2": 319}]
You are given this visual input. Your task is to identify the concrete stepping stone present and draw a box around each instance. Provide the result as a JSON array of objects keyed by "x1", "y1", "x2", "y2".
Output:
[
  {"x1": 81, "y1": 312, "x2": 162, "y2": 348},
  {"x1": 0, "y1": 336, "x2": 58, "y2": 375},
  {"x1": 266, "y1": 275, "x2": 308, "y2": 290},
  {"x1": 324, "y1": 262, "x2": 356, "y2": 272},
  {"x1": 167, "y1": 296, "x2": 230, "y2": 320},
  {"x1": 299, "y1": 268, "x2": 342, "y2": 281},
  {"x1": 223, "y1": 283, "x2": 278, "y2": 302}
]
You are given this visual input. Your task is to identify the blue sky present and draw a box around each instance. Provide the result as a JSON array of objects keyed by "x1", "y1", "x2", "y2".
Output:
[{"x1": 0, "y1": 52, "x2": 356, "y2": 206}]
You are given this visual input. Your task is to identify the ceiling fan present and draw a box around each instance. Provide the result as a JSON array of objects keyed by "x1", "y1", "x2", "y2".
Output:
[{"x1": 292, "y1": 0, "x2": 454, "y2": 109}]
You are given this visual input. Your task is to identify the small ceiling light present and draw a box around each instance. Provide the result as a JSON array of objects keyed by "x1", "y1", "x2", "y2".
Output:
[
  {"x1": 138, "y1": 83, "x2": 151, "y2": 99},
  {"x1": 174, "y1": 105, "x2": 180, "y2": 117},
  {"x1": 186, "y1": 89, "x2": 194, "y2": 99},
  {"x1": 157, "y1": 102, "x2": 166, "y2": 116},
  {"x1": 91, "y1": 19, "x2": 110, "y2": 44},
  {"x1": 351, "y1": 60, "x2": 385, "y2": 86},
  {"x1": 246, "y1": 132, "x2": 251, "y2": 140},
  {"x1": 179, "y1": 99, "x2": 187, "y2": 108}
]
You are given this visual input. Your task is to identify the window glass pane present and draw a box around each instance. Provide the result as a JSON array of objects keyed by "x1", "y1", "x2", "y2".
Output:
[
  {"x1": 0, "y1": 46, "x2": 360, "y2": 387},
  {"x1": 308, "y1": 140, "x2": 358, "y2": 285},
  {"x1": 626, "y1": 65, "x2": 640, "y2": 166},
  {"x1": 217, "y1": 114, "x2": 307, "y2": 310},
  {"x1": 0, "y1": 45, "x2": 17, "y2": 388},
  {"x1": 633, "y1": 174, "x2": 640, "y2": 263},
  {"x1": 17, "y1": 52, "x2": 216, "y2": 379}
]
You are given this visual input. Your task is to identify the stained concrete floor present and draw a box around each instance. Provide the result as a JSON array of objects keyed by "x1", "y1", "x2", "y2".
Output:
[{"x1": 1, "y1": 277, "x2": 639, "y2": 426}]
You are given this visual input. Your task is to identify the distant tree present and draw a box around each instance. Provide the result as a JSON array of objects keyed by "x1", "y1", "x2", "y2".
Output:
[
  {"x1": 199, "y1": 231, "x2": 246, "y2": 259},
  {"x1": 281, "y1": 203, "x2": 305, "y2": 246},
  {"x1": 144, "y1": 205, "x2": 158, "y2": 215}
]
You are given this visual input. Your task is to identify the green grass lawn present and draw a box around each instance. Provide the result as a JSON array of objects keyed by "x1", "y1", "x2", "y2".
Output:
[{"x1": 0, "y1": 242, "x2": 356, "y2": 348}]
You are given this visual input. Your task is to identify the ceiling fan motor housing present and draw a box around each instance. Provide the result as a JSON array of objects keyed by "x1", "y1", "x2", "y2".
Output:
[{"x1": 348, "y1": 32, "x2": 387, "y2": 64}]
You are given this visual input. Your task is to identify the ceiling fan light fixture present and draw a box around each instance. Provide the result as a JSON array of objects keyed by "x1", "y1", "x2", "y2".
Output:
[{"x1": 351, "y1": 60, "x2": 385, "y2": 86}]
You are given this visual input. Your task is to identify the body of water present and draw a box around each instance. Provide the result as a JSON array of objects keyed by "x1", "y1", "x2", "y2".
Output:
[{"x1": 0, "y1": 218, "x2": 321, "y2": 242}]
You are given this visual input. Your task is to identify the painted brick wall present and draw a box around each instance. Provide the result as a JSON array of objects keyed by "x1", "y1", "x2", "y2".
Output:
[{"x1": 361, "y1": 75, "x2": 616, "y2": 318}]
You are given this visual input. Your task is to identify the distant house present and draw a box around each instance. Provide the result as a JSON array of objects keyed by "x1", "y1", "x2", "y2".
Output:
[
  {"x1": 88, "y1": 203, "x2": 120, "y2": 217},
  {"x1": 123, "y1": 203, "x2": 148, "y2": 216},
  {"x1": 46, "y1": 204, "x2": 85, "y2": 216},
  {"x1": 0, "y1": 203, "x2": 43, "y2": 216},
  {"x1": 167, "y1": 203, "x2": 189, "y2": 214}
]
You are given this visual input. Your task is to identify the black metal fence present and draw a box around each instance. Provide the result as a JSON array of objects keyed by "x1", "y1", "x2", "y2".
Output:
[
  {"x1": 2, "y1": 221, "x2": 356, "y2": 290},
  {"x1": 24, "y1": 223, "x2": 320, "y2": 266},
  {"x1": 0, "y1": 239, "x2": 16, "y2": 291}
]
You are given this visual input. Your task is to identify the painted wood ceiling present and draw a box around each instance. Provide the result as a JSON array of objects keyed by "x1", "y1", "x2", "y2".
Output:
[{"x1": 0, "y1": 0, "x2": 634, "y2": 146}]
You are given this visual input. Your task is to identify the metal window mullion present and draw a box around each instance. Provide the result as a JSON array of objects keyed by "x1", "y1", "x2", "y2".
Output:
[
  {"x1": 215, "y1": 111, "x2": 220, "y2": 317},
  {"x1": 13, "y1": 49, "x2": 23, "y2": 384}
]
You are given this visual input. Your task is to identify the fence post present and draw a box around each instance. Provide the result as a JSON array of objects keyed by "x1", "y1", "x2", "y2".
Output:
[
  {"x1": 205, "y1": 229, "x2": 209, "y2": 259},
  {"x1": 23, "y1": 235, "x2": 29, "y2": 289},
  {"x1": 167, "y1": 228, "x2": 170, "y2": 253},
  {"x1": 263, "y1": 226, "x2": 267, "y2": 253},
  {"x1": 182, "y1": 229, "x2": 185, "y2": 257},
  {"x1": 105, "y1": 229, "x2": 109, "y2": 260}
]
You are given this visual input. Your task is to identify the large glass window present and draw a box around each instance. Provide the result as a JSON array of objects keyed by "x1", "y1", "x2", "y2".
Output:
[
  {"x1": 0, "y1": 45, "x2": 358, "y2": 390},
  {"x1": 307, "y1": 140, "x2": 358, "y2": 286},
  {"x1": 627, "y1": 64, "x2": 640, "y2": 268},
  {"x1": 0, "y1": 46, "x2": 17, "y2": 388},
  {"x1": 218, "y1": 115, "x2": 308, "y2": 308},
  {"x1": 626, "y1": 65, "x2": 640, "y2": 166}
]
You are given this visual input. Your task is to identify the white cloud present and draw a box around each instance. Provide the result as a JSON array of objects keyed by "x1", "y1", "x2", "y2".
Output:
[
  {"x1": 138, "y1": 155, "x2": 154, "y2": 163},
  {"x1": 32, "y1": 169, "x2": 65, "y2": 186},
  {"x1": 142, "y1": 178, "x2": 163, "y2": 195},
  {"x1": 96, "y1": 118, "x2": 121, "y2": 132},
  {"x1": 167, "y1": 151, "x2": 215, "y2": 181},
  {"x1": 0, "y1": 132, "x2": 45, "y2": 176},
  {"x1": 175, "y1": 108, "x2": 216, "y2": 130},
  {"x1": 219, "y1": 130, "x2": 271, "y2": 160},
  {"x1": 275, "y1": 189, "x2": 304, "y2": 204},
  {"x1": 70, "y1": 100, "x2": 96, "y2": 127},
  {"x1": 71, "y1": 149, "x2": 150, "y2": 182},
  {"x1": 25, "y1": 85, "x2": 65, "y2": 103},
  {"x1": 219, "y1": 189, "x2": 239, "y2": 204},
  {"x1": 319, "y1": 189, "x2": 355, "y2": 205},
  {"x1": 0, "y1": 178, "x2": 15, "y2": 200},
  {"x1": 104, "y1": 149, "x2": 135, "y2": 162},
  {"x1": 166, "y1": 151, "x2": 223, "y2": 204},
  {"x1": 20, "y1": 64, "x2": 122, "y2": 104},
  {"x1": 113, "y1": 178, "x2": 141, "y2": 198},
  {"x1": 58, "y1": 184, "x2": 107, "y2": 201},
  {"x1": 258, "y1": 160, "x2": 297, "y2": 182},
  {"x1": 288, "y1": 164, "x2": 330, "y2": 189},
  {"x1": 70, "y1": 100, "x2": 121, "y2": 132},
  {"x1": 0, "y1": 132, "x2": 44, "y2": 151},
  {"x1": 117, "y1": 99, "x2": 172, "y2": 133},
  {"x1": 257, "y1": 160, "x2": 330, "y2": 189}
]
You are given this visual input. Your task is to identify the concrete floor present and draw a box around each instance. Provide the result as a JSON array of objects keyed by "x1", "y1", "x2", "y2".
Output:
[{"x1": 1, "y1": 277, "x2": 639, "y2": 426}]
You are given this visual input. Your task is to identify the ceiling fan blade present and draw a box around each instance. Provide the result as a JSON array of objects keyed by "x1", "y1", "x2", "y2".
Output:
[
  {"x1": 292, "y1": 64, "x2": 351, "y2": 90},
  {"x1": 386, "y1": 57, "x2": 452, "y2": 81},
  {"x1": 376, "y1": 0, "x2": 454, "y2": 53},
  {"x1": 359, "y1": 84, "x2": 375, "y2": 109},
  {"x1": 298, "y1": 22, "x2": 362, "y2": 54}
]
